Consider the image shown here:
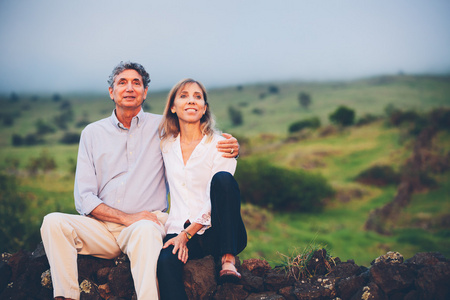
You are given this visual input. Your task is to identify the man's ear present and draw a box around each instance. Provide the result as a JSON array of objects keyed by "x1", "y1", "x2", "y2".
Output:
[
  {"x1": 143, "y1": 86, "x2": 148, "y2": 100},
  {"x1": 108, "y1": 86, "x2": 114, "y2": 101}
]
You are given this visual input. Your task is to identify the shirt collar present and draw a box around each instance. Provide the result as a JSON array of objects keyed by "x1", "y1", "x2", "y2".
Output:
[{"x1": 110, "y1": 108, "x2": 146, "y2": 131}]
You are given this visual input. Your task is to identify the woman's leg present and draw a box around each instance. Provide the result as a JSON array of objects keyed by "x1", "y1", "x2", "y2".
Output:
[
  {"x1": 157, "y1": 234, "x2": 188, "y2": 300},
  {"x1": 210, "y1": 171, "x2": 247, "y2": 257}
]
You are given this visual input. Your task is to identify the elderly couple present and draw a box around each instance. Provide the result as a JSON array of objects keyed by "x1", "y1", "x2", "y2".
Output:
[{"x1": 40, "y1": 62, "x2": 247, "y2": 300}]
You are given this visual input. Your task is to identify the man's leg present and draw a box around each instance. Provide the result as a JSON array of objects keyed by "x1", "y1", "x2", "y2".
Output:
[
  {"x1": 117, "y1": 217, "x2": 166, "y2": 300},
  {"x1": 41, "y1": 213, "x2": 122, "y2": 300}
]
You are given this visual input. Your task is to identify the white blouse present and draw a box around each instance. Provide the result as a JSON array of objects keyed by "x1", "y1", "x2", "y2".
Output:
[{"x1": 161, "y1": 133, "x2": 237, "y2": 235}]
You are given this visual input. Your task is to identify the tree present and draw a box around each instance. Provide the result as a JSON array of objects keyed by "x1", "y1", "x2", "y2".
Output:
[
  {"x1": 329, "y1": 106, "x2": 355, "y2": 127},
  {"x1": 52, "y1": 93, "x2": 62, "y2": 102},
  {"x1": 298, "y1": 92, "x2": 311, "y2": 109},
  {"x1": 268, "y1": 85, "x2": 279, "y2": 94},
  {"x1": 10, "y1": 92, "x2": 19, "y2": 102},
  {"x1": 228, "y1": 106, "x2": 243, "y2": 126}
]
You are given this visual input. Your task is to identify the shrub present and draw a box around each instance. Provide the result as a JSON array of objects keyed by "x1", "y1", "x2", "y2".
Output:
[
  {"x1": 235, "y1": 159, "x2": 334, "y2": 212},
  {"x1": 12, "y1": 134, "x2": 23, "y2": 146},
  {"x1": 389, "y1": 109, "x2": 420, "y2": 126},
  {"x1": 26, "y1": 150, "x2": 57, "y2": 175},
  {"x1": 329, "y1": 106, "x2": 355, "y2": 127},
  {"x1": 60, "y1": 132, "x2": 80, "y2": 144},
  {"x1": 355, "y1": 165, "x2": 401, "y2": 186},
  {"x1": 288, "y1": 117, "x2": 321, "y2": 133},
  {"x1": 252, "y1": 108, "x2": 264, "y2": 115},
  {"x1": 24, "y1": 133, "x2": 43, "y2": 146},
  {"x1": 228, "y1": 106, "x2": 243, "y2": 126},
  {"x1": 356, "y1": 113, "x2": 381, "y2": 126},
  {"x1": 2, "y1": 115, "x2": 14, "y2": 126},
  {"x1": 429, "y1": 108, "x2": 450, "y2": 130},
  {"x1": 35, "y1": 119, "x2": 56, "y2": 135},
  {"x1": 0, "y1": 174, "x2": 40, "y2": 252}
]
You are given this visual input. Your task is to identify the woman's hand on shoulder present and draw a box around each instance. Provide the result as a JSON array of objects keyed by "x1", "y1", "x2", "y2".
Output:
[{"x1": 163, "y1": 234, "x2": 189, "y2": 263}]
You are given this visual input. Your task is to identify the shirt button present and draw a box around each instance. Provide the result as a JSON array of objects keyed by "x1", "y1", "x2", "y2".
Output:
[
  {"x1": 181, "y1": 183, "x2": 185, "y2": 186},
  {"x1": 129, "y1": 152, "x2": 132, "y2": 155}
]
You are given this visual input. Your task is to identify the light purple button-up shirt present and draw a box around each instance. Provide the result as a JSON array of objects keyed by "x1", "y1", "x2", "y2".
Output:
[{"x1": 74, "y1": 109, "x2": 168, "y2": 216}]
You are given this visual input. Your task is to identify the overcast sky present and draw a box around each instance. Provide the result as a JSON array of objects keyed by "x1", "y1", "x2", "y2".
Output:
[{"x1": 1, "y1": 0, "x2": 449, "y2": 94}]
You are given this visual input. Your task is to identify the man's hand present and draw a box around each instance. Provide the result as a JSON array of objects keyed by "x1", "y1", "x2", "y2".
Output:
[
  {"x1": 163, "y1": 234, "x2": 189, "y2": 263},
  {"x1": 217, "y1": 133, "x2": 240, "y2": 158},
  {"x1": 90, "y1": 204, "x2": 161, "y2": 227},
  {"x1": 122, "y1": 211, "x2": 161, "y2": 227}
]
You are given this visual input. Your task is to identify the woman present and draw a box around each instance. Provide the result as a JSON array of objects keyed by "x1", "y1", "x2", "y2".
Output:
[{"x1": 157, "y1": 79, "x2": 247, "y2": 299}]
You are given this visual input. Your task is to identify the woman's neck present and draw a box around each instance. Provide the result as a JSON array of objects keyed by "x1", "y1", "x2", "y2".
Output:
[{"x1": 179, "y1": 122, "x2": 203, "y2": 143}]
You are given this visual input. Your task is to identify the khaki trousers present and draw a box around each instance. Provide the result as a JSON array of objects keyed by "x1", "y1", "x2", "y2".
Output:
[{"x1": 40, "y1": 212, "x2": 167, "y2": 300}]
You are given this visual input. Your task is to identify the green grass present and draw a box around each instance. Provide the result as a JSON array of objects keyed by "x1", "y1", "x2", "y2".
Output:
[{"x1": 1, "y1": 75, "x2": 449, "y2": 264}]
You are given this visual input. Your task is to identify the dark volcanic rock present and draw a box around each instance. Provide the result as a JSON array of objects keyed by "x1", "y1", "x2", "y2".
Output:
[
  {"x1": 1, "y1": 246, "x2": 449, "y2": 300},
  {"x1": 183, "y1": 255, "x2": 217, "y2": 300},
  {"x1": 370, "y1": 262, "x2": 416, "y2": 295}
]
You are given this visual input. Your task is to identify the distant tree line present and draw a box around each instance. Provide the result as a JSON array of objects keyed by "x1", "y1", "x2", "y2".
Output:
[{"x1": 10, "y1": 98, "x2": 82, "y2": 147}]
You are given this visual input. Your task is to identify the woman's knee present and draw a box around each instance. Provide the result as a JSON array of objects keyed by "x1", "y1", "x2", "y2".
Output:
[{"x1": 211, "y1": 171, "x2": 239, "y2": 193}]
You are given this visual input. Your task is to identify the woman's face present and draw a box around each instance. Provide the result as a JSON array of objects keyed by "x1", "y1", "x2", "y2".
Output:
[{"x1": 171, "y1": 83, "x2": 207, "y2": 125}]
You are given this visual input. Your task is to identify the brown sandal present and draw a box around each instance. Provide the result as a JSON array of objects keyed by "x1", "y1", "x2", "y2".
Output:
[{"x1": 219, "y1": 257, "x2": 241, "y2": 283}]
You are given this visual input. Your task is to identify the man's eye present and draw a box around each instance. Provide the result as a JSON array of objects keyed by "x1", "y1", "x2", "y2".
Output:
[{"x1": 134, "y1": 81, "x2": 141, "y2": 85}]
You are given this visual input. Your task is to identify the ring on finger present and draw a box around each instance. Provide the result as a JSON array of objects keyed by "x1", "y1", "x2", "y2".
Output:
[{"x1": 230, "y1": 148, "x2": 234, "y2": 154}]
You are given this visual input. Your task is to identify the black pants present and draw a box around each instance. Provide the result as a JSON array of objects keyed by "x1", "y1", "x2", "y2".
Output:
[{"x1": 157, "y1": 171, "x2": 247, "y2": 300}]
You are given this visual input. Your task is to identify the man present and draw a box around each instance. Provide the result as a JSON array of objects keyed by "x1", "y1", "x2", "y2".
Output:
[{"x1": 40, "y1": 62, "x2": 239, "y2": 300}]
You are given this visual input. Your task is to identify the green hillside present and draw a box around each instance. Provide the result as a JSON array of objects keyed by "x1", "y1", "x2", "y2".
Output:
[{"x1": 1, "y1": 74, "x2": 449, "y2": 265}]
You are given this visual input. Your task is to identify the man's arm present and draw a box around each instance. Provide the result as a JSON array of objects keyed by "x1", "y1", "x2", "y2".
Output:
[
  {"x1": 90, "y1": 203, "x2": 161, "y2": 227},
  {"x1": 217, "y1": 133, "x2": 240, "y2": 158}
]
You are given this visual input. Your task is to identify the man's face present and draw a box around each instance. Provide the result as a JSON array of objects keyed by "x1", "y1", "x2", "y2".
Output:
[{"x1": 109, "y1": 69, "x2": 148, "y2": 110}]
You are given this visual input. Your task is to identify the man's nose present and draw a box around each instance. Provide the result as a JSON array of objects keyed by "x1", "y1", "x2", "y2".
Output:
[{"x1": 126, "y1": 82, "x2": 134, "y2": 91}]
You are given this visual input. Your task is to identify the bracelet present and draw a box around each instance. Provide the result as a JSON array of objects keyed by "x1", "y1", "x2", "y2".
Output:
[{"x1": 182, "y1": 230, "x2": 192, "y2": 240}]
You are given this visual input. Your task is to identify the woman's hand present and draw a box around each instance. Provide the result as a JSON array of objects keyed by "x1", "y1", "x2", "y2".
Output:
[{"x1": 162, "y1": 233, "x2": 189, "y2": 263}]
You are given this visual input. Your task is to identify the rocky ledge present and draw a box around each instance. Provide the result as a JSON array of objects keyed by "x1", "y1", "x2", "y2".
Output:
[{"x1": 1, "y1": 243, "x2": 449, "y2": 300}]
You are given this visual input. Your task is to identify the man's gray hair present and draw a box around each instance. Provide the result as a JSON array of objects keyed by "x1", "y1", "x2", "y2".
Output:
[{"x1": 108, "y1": 61, "x2": 151, "y2": 89}]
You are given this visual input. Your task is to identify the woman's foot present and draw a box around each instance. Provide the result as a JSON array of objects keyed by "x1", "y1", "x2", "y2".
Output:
[{"x1": 219, "y1": 254, "x2": 241, "y2": 283}]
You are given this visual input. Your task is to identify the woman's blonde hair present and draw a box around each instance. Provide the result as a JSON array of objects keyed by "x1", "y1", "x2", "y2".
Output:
[{"x1": 158, "y1": 78, "x2": 216, "y2": 144}]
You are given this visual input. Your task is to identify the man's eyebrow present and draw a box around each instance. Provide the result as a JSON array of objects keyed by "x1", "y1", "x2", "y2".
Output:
[{"x1": 116, "y1": 77, "x2": 142, "y2": 82}]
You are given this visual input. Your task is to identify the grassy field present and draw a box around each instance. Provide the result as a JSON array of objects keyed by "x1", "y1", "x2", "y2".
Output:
[{"x1": 1, "y1": 74, "x2": 449, "y2": 266}]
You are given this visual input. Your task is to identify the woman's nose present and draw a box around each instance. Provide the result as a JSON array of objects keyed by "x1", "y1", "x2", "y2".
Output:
[{"x1": 187, "y1": 97, "x2": 195, "y2": 104}]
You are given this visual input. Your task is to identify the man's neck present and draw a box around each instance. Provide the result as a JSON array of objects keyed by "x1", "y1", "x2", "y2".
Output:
[{"x1": 115, "y1": 107, "x2": 141, "y2": 129}]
